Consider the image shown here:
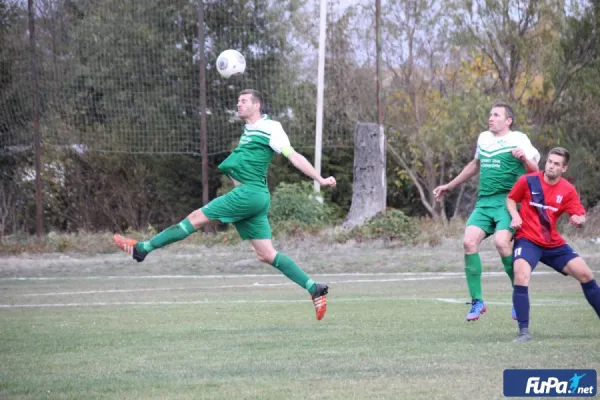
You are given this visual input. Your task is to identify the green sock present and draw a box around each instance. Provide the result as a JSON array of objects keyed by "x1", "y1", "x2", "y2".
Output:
[
  {"x1": 465, "y1": 253, "x2": 483, "y2": 301},
  {"x1": 501, "y1": 255, "x2": 514, "y2": 286},
  {"x1": 136, "y1": 218, "x2": 196, "y2": 254},
  {"x1": 272, "y1": 253, "x2": 316, "y2": 295}
]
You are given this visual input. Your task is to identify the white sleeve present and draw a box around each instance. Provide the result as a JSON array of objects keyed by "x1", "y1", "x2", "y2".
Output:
[
  {"x1": 474, "y1": 134, "x2": 482, "y2": 159},
  {"x1": 519, "y1": 133, "x2": 541, "y2": 162},
  {"x1": 268, "y1": 122, "x2": 294, "y2": 156}
]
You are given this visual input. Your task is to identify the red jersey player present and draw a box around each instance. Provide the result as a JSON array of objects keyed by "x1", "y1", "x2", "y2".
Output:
[{"x1": 506, "y1": 147, "x2": 599, "y2": 342}]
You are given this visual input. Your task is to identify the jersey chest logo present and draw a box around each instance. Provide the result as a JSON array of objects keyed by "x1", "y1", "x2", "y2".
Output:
[
  {"x1": 239, "y1": 136, "x2": 253, "y2": 146},
  {"x1": 556, "y1": 195, "x2": 563, "y2": 204}
]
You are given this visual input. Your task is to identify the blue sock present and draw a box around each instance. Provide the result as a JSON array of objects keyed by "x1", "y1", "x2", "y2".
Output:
[
  {"x1": 581, "y1": 279, "x2": 600, "y2": 318},
  {"x1": 513, "y1": 285, "x2": 529, "y2": 329}
]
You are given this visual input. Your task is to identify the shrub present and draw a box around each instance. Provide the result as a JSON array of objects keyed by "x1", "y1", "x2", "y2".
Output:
[
  {"x1": 269, "y1": 181, "x2": 335, "y2": 225},
  {"x1": 337, "y1": 208, "x2": 419, "y2": 244}
]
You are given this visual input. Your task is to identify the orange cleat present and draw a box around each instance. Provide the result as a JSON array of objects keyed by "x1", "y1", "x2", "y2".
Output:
[
  {"x1": 311, "y1": 283, "x2": 329, "y2": 321},
  {"x1": 113, "y1": 234, "x2": 146, "y2": 262}
]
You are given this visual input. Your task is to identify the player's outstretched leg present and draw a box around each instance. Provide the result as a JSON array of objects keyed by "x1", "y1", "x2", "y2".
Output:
[
  {"x1": 273, "y1": 252, "x2": 328, "y2": 321},
  {"x1": 563, "y1": 257, "x2": 600, "y2": 319},
  {"x1": 114, "y1": 212, "x2": 202, "y2": 262},
  {"x1": 253, "y1": 239, "x2": 328, "y2": 320},
  {"x1": 581, "y1": 280, "x2": 600, "y2": 318},
  {"x1": 581, "y1": 279, "x2": 600, "y2": 318}
]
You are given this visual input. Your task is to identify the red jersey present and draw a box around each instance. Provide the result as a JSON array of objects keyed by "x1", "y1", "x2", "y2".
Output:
[{"x1": 508, "y1": 172, "x2": 586, "y2": 248}]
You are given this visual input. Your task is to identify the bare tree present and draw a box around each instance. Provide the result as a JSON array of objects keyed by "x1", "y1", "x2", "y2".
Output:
[{"x1": 380, "y1": 0, "x2": 466, "y2": 220}]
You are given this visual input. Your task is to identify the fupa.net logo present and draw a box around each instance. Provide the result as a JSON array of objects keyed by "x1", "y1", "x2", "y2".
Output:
[{"x1": 504, "y1": 369, "x2": 597, "y2": 397}]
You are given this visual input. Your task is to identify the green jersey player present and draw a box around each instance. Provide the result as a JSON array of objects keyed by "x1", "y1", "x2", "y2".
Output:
[
  {"x1": 113, "y1": 89, "x2": 335, "y2": 320},
  {"x1": 433, "y1": 102, "x2": 540, "y2": 321}
]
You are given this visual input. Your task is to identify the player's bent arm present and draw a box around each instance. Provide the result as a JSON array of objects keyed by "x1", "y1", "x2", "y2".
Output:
[
  {"x1": 565, "y1": 189, "x2": 587, "y2": 218},
  {"x1": 287, "y1": 150, "x2": 325, "y2": 183},
  {"x1": 447, "y1": 159, "x2": 479, "y2": 190},
  {"x1": 268, "y1": 123, "x2": 323, "y2": 182},
  {"x1": 506, "y1": 197, "x2": 520, "y2": 219},
  {"x1": 518, "y1": 134, "x2": 541, "y2": 172},
  {"x1": 522, "y1": 156, "x2": 539, "y2": 173}
]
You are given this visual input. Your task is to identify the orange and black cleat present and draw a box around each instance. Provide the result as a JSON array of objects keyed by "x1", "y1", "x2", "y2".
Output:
[
  {"x1": 311, "y1": 283, "x2": 329, "y2": 321},
  {"x1": 113, "y1": 234, "x2": 147, "y2": 262}
]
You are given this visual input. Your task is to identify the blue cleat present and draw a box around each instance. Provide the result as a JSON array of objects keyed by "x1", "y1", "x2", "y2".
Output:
[
  {"x1": 511, "y1": 305, "x2": 517, "y2": 321},
  {"x1": 466, "y1": 299, "x2": 487, "y2": 321}
]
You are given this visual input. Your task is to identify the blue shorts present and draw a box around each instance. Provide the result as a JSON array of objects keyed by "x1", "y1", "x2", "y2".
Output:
[{"x1": 512, "y1": 238, "x2": 579, "y2": 275}]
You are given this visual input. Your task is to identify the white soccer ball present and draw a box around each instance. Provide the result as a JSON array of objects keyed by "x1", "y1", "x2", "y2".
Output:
[{"x1": 216, "y1": 49, "x2": 246, "y2": 78}]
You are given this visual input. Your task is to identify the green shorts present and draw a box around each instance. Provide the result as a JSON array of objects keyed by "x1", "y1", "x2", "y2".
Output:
[
  {"x1": 466, "y1": 206, "x2": 514, "y2": 236},
  {"x1": 201, "y1": 185, "x2": 271, "y2": 240}
]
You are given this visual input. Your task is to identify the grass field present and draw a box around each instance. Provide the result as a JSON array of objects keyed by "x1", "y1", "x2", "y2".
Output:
[{"x1": 1, "y1": 238, "x2": 599, "y2": 399}]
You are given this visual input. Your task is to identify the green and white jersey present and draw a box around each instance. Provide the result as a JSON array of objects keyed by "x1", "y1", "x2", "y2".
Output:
[
  {"x1": 474, "y1": 130, "x2": 540, "y2": 207},
  {"x1": 218, "y1": 115, "x2": 294, "y2": 188}
]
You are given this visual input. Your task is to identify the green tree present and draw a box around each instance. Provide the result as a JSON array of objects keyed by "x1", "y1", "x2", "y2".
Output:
[
  {"x1": 450, "y1": 0, "x2": 557, "y2": 102},
  {"x1": 0, "y1": 0, "x2": 30, "y2": 148},
  {"x1": 379, "y1": 0, "x2": 486, "y2": 220}
]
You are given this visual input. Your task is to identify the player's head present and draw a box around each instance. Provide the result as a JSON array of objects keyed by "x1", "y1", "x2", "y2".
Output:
[
  {"x1": 238, "y1": 89, "x2": 263, "y2": 121},
  {"x1": 545, "y1": 147, "x2": 570, "y2": 180},
  {"x1": 488, "y1": 102, "x2": 514, "y2": 134}
]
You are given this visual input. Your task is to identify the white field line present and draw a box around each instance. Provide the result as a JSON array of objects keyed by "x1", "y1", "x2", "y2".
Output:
[
  {"x1": 435, "y1": 298, "x2": 578, "y2": 306},
  {"x1": 0, "y1": 270, "x2": 564, "y2": 281},
  {"x1": 0, "y1": 271, "x2": 583, "y2": 308},
  {"x1": 0, "y1": 296, "x2": 579, "y2": 309},
  {"x1": 15, "y1": 276, "x2": 464, "y2": 297}
]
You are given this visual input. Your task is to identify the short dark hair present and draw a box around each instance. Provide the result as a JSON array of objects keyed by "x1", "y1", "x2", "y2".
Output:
[
  {"x1": 549, "y1": 147, "x2": 571, "y2": 166},
  {"x1": 239, "y1": 89, "x2": 264, "y2": 113},
  {"x1": 491, "y1": 102, "x2": 515, "y2": 128}
]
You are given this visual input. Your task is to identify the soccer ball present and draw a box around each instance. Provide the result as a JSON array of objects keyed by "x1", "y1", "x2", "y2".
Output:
[{"x1": 216, "y1": 49, "x2": 246, "y2": 79}]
